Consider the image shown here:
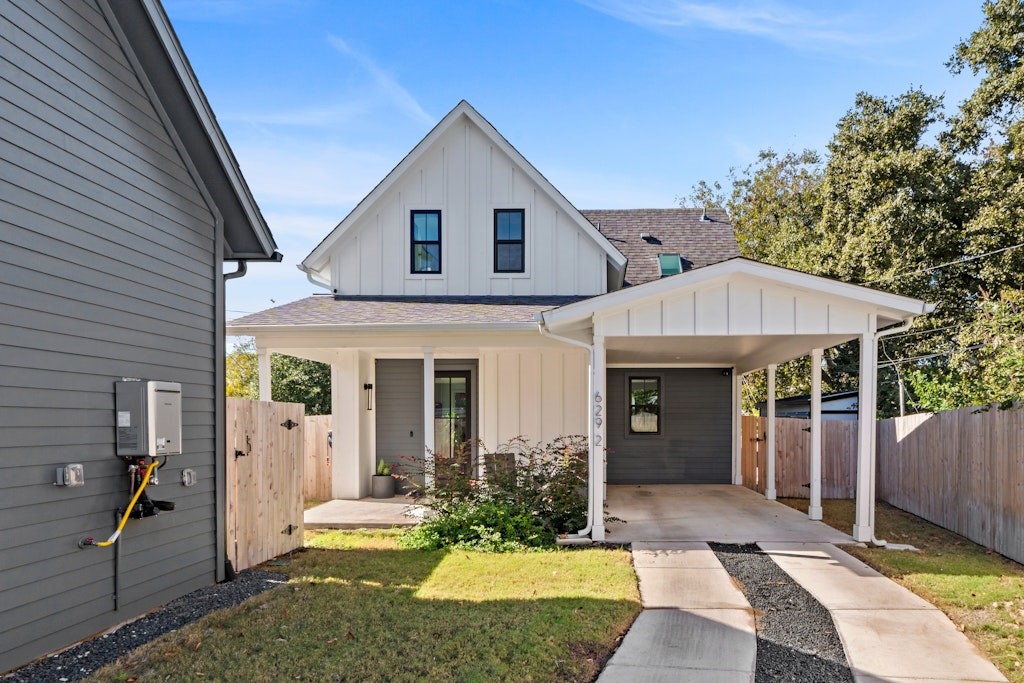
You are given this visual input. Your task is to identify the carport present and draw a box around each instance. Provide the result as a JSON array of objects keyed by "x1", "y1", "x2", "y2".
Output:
[{"x1": 538, "y1": 258, "x2": 932, "y2": 543}]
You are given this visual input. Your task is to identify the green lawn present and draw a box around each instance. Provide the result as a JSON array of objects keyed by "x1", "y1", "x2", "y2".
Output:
[
  {"x1": 88, "y1": 530, "x2": 640, "y2": 683},
  {"x1": 781, "y1": 498, "x2": 1024, "y2": 682}
]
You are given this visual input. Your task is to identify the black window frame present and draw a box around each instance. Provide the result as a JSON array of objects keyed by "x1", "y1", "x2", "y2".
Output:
[
  {"x1": 410, "y1": 210, "x2": 442, "y2": 274},
  {"x1": 493, "y1": 208, "x2": 525, "y2": 273},
  {"x1": 627, "y1": 376, "x2": 661, "y2": 435}
]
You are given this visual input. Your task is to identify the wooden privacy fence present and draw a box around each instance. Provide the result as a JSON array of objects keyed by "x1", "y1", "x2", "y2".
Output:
[
  {"x1": 226, "y1": 398, "x2": 305, "y2": 571},
  {"x1": 304, "y1": 415, "x2": 332, "y2": 501},
  {"x1": 741, "y1": 416, "x2": 858, "y2": 499},
  {"x1": 877, "y1": 405, "x2": 1024, "y2": 565}
]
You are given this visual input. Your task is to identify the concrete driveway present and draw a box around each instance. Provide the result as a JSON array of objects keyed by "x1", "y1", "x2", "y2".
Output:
[{"x1": 605, "y1": 484, "x2": 853, "y2": 544}]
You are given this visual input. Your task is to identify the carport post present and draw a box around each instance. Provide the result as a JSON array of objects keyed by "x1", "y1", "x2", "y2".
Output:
[
  {"x1": 591, "y1": 334, "x2": 607, "y2": 541},
  {"x1": 809, "y1": 348, "x2": 823, "y2": 520},
  {"x1": 853, "y1": 318, "x2": 877, "y2": 542},
  {"x1": 257, "y1": 346, "x2": 271, "y2": 401},
  {"x1": 423, "y1": 348, "x2": 435, "y2": 489},
  {"x1": 765, "y1": 364, "x2": 777, "y2": 500},
  {"x1": 732, "y1": 369, "x2": 743, "y2": 485}
]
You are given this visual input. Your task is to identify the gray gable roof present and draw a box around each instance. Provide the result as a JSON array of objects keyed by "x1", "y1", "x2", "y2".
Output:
[
  {"x1": 229, "y1": 296, "x2": 587, "y2": 328},
  {"x1": 581, "y1": 208, "x2": 738, "y2": 286}
]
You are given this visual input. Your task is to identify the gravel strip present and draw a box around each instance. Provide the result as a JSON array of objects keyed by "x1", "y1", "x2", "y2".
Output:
[
  {"x1": 4, "y1": 569, "x2": 283, "y2": 683},
  {"x1": 710, "y1": 543, "x2": 853, "y2": 683}
]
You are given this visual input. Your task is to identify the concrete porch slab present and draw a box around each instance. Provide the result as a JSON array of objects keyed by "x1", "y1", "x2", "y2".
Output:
[
  {"x1": 304, "y1": 497, "x2": 423, "y2": 529},
  {"x1": 632, "y1": 542, "x2": 727, "y2": 568},
  {"x1": 605, "y1": 484, "x2": 854, "y2": 544}
]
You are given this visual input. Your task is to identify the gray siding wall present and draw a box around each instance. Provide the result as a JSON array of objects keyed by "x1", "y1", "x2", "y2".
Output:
[
  {"x1": 375, "y1": 360, "x2": 424, "y2": 487},
  {"x1": 1, "y1": 0, "x2": 220, "y2": 671},
  {"x1": 606, "y1": 368, "x2": 732, "y2": 484}
]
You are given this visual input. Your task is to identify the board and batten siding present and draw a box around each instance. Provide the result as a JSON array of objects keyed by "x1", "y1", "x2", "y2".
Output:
[
  {"x1": 1, "y1": 0, "x2": 221, "y2": 671},
  {"x1": 479, "y1": 348, "x2": 588, "y2": 450},
  {"x1": 329, "y1": 117, "x2": 607, "y2": 297}
]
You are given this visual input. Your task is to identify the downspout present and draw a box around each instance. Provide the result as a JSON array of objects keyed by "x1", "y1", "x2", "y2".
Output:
[
  {"x1": 867, "y1": 316, "x2": 916, "y2": 548},
  {"x1": 537, "y1": 316, "x2": 595, "y2": 541},
  {"x1": 224, "y1": 260, "x2": 247, "y2": 280},
  {"x1": 297, "y1": 263, "x2": 331, "y2": 291}
]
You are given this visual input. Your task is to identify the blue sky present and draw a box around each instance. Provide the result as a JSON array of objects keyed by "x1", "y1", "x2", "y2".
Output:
[{"x1": 163, "y1": 0, "x2": 984, "y2": 320}]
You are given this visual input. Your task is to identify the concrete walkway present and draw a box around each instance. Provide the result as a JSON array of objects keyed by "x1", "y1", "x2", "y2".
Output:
[
  {"x1": 597, "y1": 542, "x2": 756, "y2": 682},
  {"x1": 599, "y1": 540, "x2": 1007, "y2": 682},
  {"x1": 761, "y1": 543, "x2": 1007, "y2": 683}
]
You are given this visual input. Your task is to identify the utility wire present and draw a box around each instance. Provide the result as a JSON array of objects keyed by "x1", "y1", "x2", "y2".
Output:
[
  {"x1": 861, "y1": 240, "x2": 1024, "y2": 284},
  {"x1": 877, "y1": 344, "x2": 985, "y2": 368}
]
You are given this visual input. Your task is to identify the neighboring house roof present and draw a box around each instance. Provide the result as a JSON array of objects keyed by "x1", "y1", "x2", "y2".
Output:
[
  {"x1": 300, "y1": 100, "x2": 626, "y2": 282},
  {"x1": 771, "y1": 390, "x2": 860, "y2": 405},
  {"x1": 229, "y1": 295, "x2": 587, "y2": 330},
  {"x1": 101, "y1": 0, "x2": 278, "y2": 261},
  {"x1": 582, "y1": 208, "x2": 739, "y2": 286}
]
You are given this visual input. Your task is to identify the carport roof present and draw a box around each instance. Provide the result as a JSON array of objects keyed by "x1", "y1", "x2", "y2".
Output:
[{"x1": 541, "y1": 257, "x2": 933, "y2": 331}]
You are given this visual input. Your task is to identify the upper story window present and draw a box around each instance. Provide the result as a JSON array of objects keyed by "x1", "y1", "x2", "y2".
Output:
[
  {"x1": 658, "y1": 253, "x2": 683, "y2": 277},
  {"x1": 494, "y1": 209, "x2": 525, "y2": 273},
  {"x1": 411, "y1": 210, "x2": 441, "y2": 274}
]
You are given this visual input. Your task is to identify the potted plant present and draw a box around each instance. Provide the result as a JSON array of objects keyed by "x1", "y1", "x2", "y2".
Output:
[{"x1": 371, "y1": 458, "x2": 395, "y2": 499}]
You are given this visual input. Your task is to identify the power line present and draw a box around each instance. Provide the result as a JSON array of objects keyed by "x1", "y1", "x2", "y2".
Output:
[
  {"x1": 861, "y1": 241, "x2": 1024, "y2": 284},
  {"x1": 877, "y1": 344, "x2": 984, "y2": 368}
]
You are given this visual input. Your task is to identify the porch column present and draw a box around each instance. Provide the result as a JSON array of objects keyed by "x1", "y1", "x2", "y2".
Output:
[
  {"x1": 809, "y1": 348, "x2": 823, "y2": 520},
  {"x1": 331, "y1": 350, "x2": 362, "y2": 499},
  {"x1": 422, "y1": 348, "x2": 435, "y2": 489},
  {"x1": 257, "y1": 347, "x2": 271, "y2": 401},
  {"x1": 765, "y1": 364, "x2": 777, "y2": 500},
  {"x1": 591, "y1": 334, "x2": 607, "y2": 541},
  {"x1": 732, "y1": 369, "x2": 743, "y2": 485},
  {"x1": 854, "y1": 316, "x2": 878, "y2": 542}
]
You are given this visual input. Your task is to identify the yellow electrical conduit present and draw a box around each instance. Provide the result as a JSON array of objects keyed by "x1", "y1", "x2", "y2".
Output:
[{"x1": 95, "y1": 460, "x2": 160, "y2": 547}]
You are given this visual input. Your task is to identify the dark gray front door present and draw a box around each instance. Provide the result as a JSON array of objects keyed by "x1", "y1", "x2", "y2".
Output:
[{"x1": 606, "y1": 368, "x2": 733, "y2": 484}]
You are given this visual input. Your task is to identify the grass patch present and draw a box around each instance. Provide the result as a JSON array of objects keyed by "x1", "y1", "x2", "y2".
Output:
[
  {"x1": 87, "y1": 530, "x2": 640, "y2": 682},
  {"x1": 303, "y1": 498, "x2": 326, "y2": 510},
  {"x1": 781, "y1": 498, "x2": 1024, "y2": 681}
]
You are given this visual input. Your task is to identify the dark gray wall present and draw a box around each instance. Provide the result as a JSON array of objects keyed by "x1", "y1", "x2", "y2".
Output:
[
  {"x1": 375, "y1": 360, "x2": 424, "y2": 486},
  {"x1": 1, "y1": 0, "x2": 221, "y2": 671},
  {"x1": 606, "y1": 368, "x2": 732, "y2": 484}
]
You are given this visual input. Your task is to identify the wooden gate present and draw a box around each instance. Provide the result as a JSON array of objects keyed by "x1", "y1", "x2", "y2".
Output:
[
  {"x1": 226, "y1": 398, "x2": 305, "y2": 571},
  {"x1": 304, "y1": 414, "x2": 332, "y2": 501}
]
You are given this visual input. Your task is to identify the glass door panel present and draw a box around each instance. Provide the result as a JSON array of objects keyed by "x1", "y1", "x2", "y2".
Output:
[{"x1": 434, "y1": 373, "x2": 470, "y2": 474}]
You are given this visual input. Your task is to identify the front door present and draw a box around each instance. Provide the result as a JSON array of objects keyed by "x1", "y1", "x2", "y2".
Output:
[{"x1": 434, "y1": 371, "x2": 472, "y2": 476}]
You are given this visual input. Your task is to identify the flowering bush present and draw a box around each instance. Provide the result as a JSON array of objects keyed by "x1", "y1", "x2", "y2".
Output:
[{"x1": 396, "y1": 435, "x2": 588, "y2": 551}]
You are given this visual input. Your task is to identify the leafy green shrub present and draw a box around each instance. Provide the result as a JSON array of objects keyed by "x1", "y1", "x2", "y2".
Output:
[{"x1": 396, "y1": 435, "x2": 589, "y2": 551}]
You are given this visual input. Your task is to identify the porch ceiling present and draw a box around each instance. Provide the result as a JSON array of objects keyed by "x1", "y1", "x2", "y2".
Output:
[{"x1": 606, "y1": 333, "x2": 857, "y2": 373}]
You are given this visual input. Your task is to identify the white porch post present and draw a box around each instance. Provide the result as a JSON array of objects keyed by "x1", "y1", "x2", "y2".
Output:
[
  {"x1": 732, "y1": 369, "x2": 743, "y2": 485},
  {"x1": 591, "y1": 334, "x2": 607, "y2": 541},
  {"x1": 257, "y1": 347, "x2": 271, "y2": 401},
  {"x1": 765, "y1": 364, "x2": 777, "y2": 500},
  {"x1": 854, "y1": 316, "x2": 878, "y2": 541},
  {"x1": 422, "y1": 348, "x2": 435, "y2": 489},
  {"x1": 809, "y1": 348, "x2": 823, "y2": 520},
  {"x1": 331, "y1": 350, "x2": 363, "y2": 499}
]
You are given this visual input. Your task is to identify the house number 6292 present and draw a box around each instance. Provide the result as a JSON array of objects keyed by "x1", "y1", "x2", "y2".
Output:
[{"x1": 593, "y1": 391, "x2": 604, "y2": 446}]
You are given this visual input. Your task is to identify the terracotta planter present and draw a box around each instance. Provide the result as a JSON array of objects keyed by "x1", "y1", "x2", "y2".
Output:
[{"x1": 371, "y1": 475, "x2": 395, "y2": 499}]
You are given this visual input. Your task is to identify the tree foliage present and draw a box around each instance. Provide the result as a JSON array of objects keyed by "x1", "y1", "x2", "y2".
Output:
[
  {"x1": 691, "y1": 0, "x2": 1024, "y2": 416},
  {"x1": 225, "y1": 338, "x2": 332, "y2": 415}
]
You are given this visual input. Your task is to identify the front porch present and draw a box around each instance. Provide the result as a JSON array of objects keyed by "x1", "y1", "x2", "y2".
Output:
[{"x1": 605, "y1": 485, "x2": 853, "y2": 544}]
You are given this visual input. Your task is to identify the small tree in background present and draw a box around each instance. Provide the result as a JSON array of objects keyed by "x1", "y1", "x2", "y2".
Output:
[{"x1": 225, "y1": 337, "x2": 332, "y2": 415}]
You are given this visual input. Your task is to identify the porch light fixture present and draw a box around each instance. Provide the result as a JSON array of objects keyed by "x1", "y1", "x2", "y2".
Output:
[{"x1": 363, "y1": 383, "x2": 373, "y2": 410}]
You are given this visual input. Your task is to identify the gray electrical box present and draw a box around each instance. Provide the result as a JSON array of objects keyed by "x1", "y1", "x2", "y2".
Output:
[{"x1": 115, "y1": 380, "x2": 182, "y2": 458}]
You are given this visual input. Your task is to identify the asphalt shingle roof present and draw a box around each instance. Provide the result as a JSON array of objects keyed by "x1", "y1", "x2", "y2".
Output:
[
  {"x1": 228, "y1": 296, "x2": 587, "y2": 327},
  {"x1": 581, "y1": 208, "x2": 739, "y2": 286}
]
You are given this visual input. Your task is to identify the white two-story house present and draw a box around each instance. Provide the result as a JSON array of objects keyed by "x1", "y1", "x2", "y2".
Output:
[{"x1": 229, "y1": 101, "x2": 932, "y2": 542}]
